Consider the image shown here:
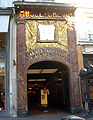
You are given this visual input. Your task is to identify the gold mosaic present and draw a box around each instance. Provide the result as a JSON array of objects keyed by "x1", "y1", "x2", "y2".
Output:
[{"x1": 25, "y1": 20, "x2": 68, "y2": 51}]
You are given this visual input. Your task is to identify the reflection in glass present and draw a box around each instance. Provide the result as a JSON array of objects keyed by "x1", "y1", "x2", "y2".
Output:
[
  {"x1": 0, "y1": 59, "x2": 5, "y2": 110},
  {"x1": 0, "y1": 33, "x2": 5, "y2": 51}
]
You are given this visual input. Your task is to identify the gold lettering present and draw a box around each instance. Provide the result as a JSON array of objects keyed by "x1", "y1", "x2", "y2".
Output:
[
  {"x1": 30, "y1": 56, "x2": 33, "y2": 60},
  {"x1": 25, "y1": 11, "x2": 30, "y2": 17},
  {"x1": 39, "y1": 13, "x2": 41, "y2": 17},
  {"x1": 39, "y1": 13, "x2": 43, "y2": 17},
  {"x1": 44, "y1": 53, "x2": 48, "y2": 56},
  {"x1": 35, "y1": 55, "x2": 38, "y2": 58},
  {"x1": 44, "y1": 49, "x2": 46, "y2": 52},
  {"x1": 19, "y1": 11, "x2": 25, "y2": 18},
  {"x1": 19, "y1": 10, "x2": 72, "y2": 19},
  {"x1": 44, "y1": 13, "x2": 47, "y2": 16},
  {"x1": 48, "y1": 13, "x2": 52, "y2": 17},
  {"x1": 30, "y1": 53, "x2": 32, "y2": 56},
  {"x1": 53, "y1": 12, "x2": 57, "y2": 17}
]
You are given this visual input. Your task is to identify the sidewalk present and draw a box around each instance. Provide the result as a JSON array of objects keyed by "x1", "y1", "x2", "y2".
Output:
[
  {"x1": 0, "y1": 114, "x2": 70, "y2": 120},
  {"x1": 0, "y1": 113, "x2": 90, "y2": 120},
  {"x1": 0, "y1": 111, "x2": 92, "y2": 120}
]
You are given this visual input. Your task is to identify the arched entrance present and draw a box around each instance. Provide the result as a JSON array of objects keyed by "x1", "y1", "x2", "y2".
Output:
[
  {"x1": 17, "y1": 47, "x2": 82, "y2": 115},
  {"x1": 17, "y1": 18, "x2": 82, "y2": 114},
  {"x1": 27, "y1": 61, "x2": 70, "y2": 115}
]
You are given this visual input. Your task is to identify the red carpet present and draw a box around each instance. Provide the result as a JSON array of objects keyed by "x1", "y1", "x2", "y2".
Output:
[{"x1": 29, "y1": 104, "x2": 62, "y2": 115}]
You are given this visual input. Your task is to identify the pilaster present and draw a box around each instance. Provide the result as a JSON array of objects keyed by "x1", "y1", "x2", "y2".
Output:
[
  {"x1": 67, "y1": 23, "x2": 82, "y2": 112},
  {"x1": 16, "y1": 20, "x2": 27, "y2": 111}
]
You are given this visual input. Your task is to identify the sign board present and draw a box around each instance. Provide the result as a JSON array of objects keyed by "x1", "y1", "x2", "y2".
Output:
[{"x1": 18, "y1": 10, "x2": 72, "y2": 20}]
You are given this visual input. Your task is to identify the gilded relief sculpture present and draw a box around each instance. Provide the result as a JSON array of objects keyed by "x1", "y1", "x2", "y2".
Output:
[{"x1": 25, "y1": 20, "x2": 68, "y2": 51}]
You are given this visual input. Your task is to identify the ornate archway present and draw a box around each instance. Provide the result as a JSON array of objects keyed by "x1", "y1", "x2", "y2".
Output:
[
  {"x1": 27, "y1": 60, "x2": 70, "y2": 113},
  {"x1": 17, "y1": 21, "x2": 81, "y2": 114}
]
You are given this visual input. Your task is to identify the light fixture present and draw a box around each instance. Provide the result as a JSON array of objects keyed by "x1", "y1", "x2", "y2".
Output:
[{"x1": 17, "y1": 6, "x2": 20, "y2": 9}]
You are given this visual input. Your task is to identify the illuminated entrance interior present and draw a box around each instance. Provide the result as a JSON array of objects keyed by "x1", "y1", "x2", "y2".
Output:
[{"x1": 27, "y1": 61, "x2": 70, "y2": 115}]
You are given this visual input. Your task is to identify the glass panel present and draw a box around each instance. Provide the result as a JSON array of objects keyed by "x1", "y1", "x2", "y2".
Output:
[
  {"x1": 0, "y1": 33, "x2": 5, "y2": 51},
  {"x1": 88, "y1": 34, "x2": 93, "y2": 40},
  {"x1": 87, "y1": 20, "x2": 93, "y2": 40},
  {"x1": 0, "y1": 59, "x2": 5, "y2": 110},
  {"x1": 0, "y1": 16, "x2": 10, "y2": 32}
]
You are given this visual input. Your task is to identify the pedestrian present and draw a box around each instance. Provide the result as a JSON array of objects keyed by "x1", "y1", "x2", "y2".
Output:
[
  {"x1": 85, "y1": 101, "x2": 89, "y2": 116},
  {"x1": 41, "y1": 86, "x2": 49, "y2": 112}
]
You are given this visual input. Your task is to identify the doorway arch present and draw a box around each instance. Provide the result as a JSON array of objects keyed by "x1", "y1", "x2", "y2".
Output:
[
  {"x1": 17, "y1": 47, "x2": 82, "y2": 114},
  {"x1": 27, "y1": 60, "x2": 70, "y2": 114}
]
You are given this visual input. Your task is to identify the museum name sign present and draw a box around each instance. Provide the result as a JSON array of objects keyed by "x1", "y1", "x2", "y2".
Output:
[{"x1": 17, "y1": 10, "x2": 73, "y2": 19}]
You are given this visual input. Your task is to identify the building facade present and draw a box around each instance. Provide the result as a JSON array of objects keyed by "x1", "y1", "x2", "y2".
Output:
[
  {"x1": 0, "y1": 0, "x2": 17, "y2": 117},
  {"x1": 14, "y1": 0, "x2": 81, "y2": 116},
  {"x1": 75, "y1": 7, "x2": 93, "y2": 104},
  {"x1": 0, "y1": 0, "x2": 12, "y2": 116}
]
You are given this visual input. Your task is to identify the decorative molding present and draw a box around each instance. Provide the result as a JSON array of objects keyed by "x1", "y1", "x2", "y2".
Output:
[{"x1": 16, "y1": 21, "x2": 26, "y2": 24}]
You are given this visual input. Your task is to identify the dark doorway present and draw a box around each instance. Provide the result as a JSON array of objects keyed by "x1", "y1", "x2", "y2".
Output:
[{"x1": 27, "y1": 61, "x2": 70, "y2": 115}]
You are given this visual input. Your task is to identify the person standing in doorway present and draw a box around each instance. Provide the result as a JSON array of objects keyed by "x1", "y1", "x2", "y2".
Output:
[{"x1": 41, "y1": 87, "x2": 49, "y2": 112}]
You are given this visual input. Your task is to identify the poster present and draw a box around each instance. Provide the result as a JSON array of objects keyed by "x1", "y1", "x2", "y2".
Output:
[{"x1": 41, "y1": 90, "x2": 48, "y2": 106}]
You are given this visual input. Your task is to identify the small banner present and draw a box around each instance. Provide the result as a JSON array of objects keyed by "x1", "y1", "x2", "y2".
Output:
[{"x1": 41, "y1": 90, "x2": 48, "y2": 106}]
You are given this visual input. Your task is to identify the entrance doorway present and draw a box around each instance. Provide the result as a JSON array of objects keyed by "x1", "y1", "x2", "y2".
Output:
[{"x1": 27, "y1": 61, "x2": 70, "y2": 115}]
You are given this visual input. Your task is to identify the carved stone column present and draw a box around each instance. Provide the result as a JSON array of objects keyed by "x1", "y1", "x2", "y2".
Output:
[
  {"x1": 67, "y1": 23, "x2": 82, "y2": 113},
  {"x1": 16, "y1": 21, "x2": 27, "y2": 113}
]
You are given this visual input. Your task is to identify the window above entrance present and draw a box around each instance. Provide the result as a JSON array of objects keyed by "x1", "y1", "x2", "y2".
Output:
[
  {"x1": 38, "y1": 24, "x2": 56, "y2": 42},
  {"x1": 87, "y1": 20, "x2": 93, "y2": 41}
]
